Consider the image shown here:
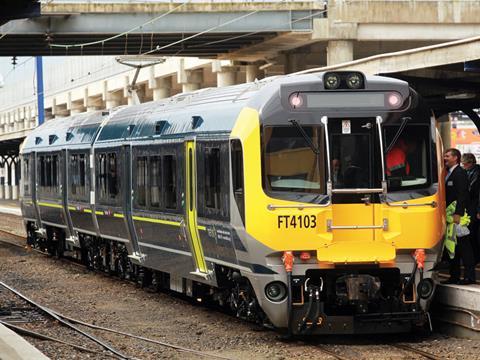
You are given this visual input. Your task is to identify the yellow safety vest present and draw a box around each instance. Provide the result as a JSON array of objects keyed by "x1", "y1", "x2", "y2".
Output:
[{"x1": 444, "y1": 201, "x2": 470, "y2": 259}]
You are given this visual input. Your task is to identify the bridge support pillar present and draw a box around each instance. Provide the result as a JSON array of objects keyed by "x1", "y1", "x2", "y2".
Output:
[
  {"x1": 4, "y1": 184, "x2": 10, "y2": 200},
  {"x1": 213, "y1": 60, "x2": 238, "y2": 87},
  {"x1": 246, "y1": 64, "x2": 261, "y2": 83},
  {"x1": 327, "y1": 40, "x2": 354, "y2": 66},
  {"x1": 150, "y1": 77, "x2": 171, "y2": 101},
  {"x1": 105, "y1": 92, "x2": 123, "y2": 110},
  {"x1": 4, "y1": 159, "x2": 12, "y2": 200},
  {"x1": 0, "y1": 162, "x2": 4, "y2": 200},
  {"x1": 178, "y1": 59, "x2": 204, "y2": 93},
  {"x1": 12, "y1": 158, "x2": 19, "y2": 201}
]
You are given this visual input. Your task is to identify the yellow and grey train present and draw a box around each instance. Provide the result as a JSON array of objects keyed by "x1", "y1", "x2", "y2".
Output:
[{"x1": 20, "y1": 71, "x2": 444, "y2": 335}]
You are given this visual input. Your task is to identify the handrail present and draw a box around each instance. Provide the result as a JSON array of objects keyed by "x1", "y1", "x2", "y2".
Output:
[
  {"x1": 267, "y1": 201, "x2": 331, "y2": 211},
  {"x1": 385, "y1": 201, "x2": 437, "y2": 208},
  {"x1": 332, "y1": 188, "x2": 383, "y2": 194},
  {"x1": 327, "y1": 219, "x2": 388, "y2": 231},
  {"x1": 321, "y1": 115, "x2": 333, "y2": 198}
]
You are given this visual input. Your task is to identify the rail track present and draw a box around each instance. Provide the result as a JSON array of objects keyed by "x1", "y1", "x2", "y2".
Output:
[
  {"x1": 0, "y1": 228, "x2": 449, "y2": 360},
  {"x1": 0, "y1": 279, "x2": 234, "y2": 360}
]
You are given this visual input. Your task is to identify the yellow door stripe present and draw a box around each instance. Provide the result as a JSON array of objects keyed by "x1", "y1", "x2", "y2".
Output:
[
  {"x1": 186, "y1": 141, "x2": 208, "y2": 273},
  {"x1": 113, "y1": 213, "x2": 124, "y2": 218}
]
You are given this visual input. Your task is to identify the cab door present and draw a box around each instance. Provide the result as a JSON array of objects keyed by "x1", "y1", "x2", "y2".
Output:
[
  {"x1": 184, "y1": 140, "x2": 209, "y2": 276},
  {"x1": 324, "y1": 117, "x2": 382, "y2": 261}
]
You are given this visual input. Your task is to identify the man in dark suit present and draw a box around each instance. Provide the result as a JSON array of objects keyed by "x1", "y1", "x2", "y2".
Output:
[
  {"x1": 444, "y1": 148, "x2": 476, "y2": 284},
  {"x1": 461, "y1": 153, "x2": 480, "y2": 263}
]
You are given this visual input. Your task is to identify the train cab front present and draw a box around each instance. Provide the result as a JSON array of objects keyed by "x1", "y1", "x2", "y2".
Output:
[{"x1": 235, "y1": 71, "x2": 444, "y2": 334}]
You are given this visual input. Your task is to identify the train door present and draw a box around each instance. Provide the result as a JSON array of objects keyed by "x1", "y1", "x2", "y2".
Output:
[
  {"x1": 184, "y1": 140, "x2": 208, "y2": 275},
  {"x1": 327, "y1": 117, "x2": 379, "y2": 244},
  {"x1": 123, "y1": 144, "x2": 143, "y2": 261},
  {"x1": 62, "y1": 148, "x2": 77, "y2": 244},
  {"x1": 30, "y1": 152, "x2": 43, "y2": 229}
]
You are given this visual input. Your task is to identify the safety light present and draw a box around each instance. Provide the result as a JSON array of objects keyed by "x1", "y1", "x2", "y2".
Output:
[
  {"x1": 324, "y1": 73, "x2": 340, "y2": 90},
  {"x1": 265, "y1": 281, "x2": 287, "y2": 302},
  {"x1": 289, "y1": 93, "x2": 304, "y2": 108},
  {"x1": 346, "y1": 73, "x2": 363, "y2": 89},
  {"x1": 299, "y1": 251, "x2": 311, "y2": 261},
  {"x1": 387, "y1": 92, "x2": 403, "y2": 108}
]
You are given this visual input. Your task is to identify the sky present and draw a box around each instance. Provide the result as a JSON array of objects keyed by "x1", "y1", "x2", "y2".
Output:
[{"x1": 0, "y1": 56, "x2": 67, "y2": 88}]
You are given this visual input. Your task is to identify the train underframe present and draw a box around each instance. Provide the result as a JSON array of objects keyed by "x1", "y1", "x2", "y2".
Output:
[
  {"x1": 25, "y1": 221, "x2": 431, "y2": 335},
  {"x1": 286, "y1": 268, "x2": 428, "y2": 335}
]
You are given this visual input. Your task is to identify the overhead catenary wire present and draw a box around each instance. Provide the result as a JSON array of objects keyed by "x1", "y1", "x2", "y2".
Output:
[
  {"x1": 48, "y1": 0, "x2": 192, "y2": 49},
  {"x1": 187, "y1": 8, "x2": 327, "y2": 49}
]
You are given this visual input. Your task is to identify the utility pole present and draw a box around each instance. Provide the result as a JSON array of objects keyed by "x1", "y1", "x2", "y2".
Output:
[{"x1": 36, "y1": 56, "x2": 44, "y2": 125}]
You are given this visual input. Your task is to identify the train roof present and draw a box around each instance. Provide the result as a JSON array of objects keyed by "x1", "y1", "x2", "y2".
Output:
[{"x1": 21, "y1": 72, "x2": 410, "y2": 153}]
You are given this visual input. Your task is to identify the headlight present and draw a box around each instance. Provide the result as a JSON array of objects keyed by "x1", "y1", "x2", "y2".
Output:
[
  {"x1": 346, "y1": 73, "x2": 363, "y2": 89},
  {"x1": 324, "y1": 73, "x2": 340, "y2": 90},
  {"x1": 417, "y1": 279, "x2": 434, "y2": 299},
  {"x1": 265, "y1": 281, "x2": 287, "y2": 302}
]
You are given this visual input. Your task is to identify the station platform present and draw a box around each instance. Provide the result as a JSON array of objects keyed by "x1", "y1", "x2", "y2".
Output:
[
  {"x1": 0, "y1": 199, "x2": 21, "y2": 216},
  {"x1": 0, "y1": 323, "x2": 49, "y2": 360}
]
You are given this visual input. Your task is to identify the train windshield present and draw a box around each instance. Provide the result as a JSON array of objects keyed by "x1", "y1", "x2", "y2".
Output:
[
  {"x1": 384, "y1": 124, "x2": 431, "y2": 190},
  {"x1": 263, "y1": 126, "x2": 326, "y2": 194}
]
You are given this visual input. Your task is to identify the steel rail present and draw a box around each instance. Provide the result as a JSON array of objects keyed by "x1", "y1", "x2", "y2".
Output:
[
  {"x1": 0, "y1": 232, "x2": 234, "y2": 360},
  {"x1": 48, "y1": 311, "x2": 235, "y2": 360},
  {"x1": 315, "y1": 345, "x2": 354, "y2": 360},
  {"x1": 393, "y1": 344, "x2": 444, "y2": 360},
  {"x1": 0, "y1": 320, "x2": 103, "y2": 356},
  {"x1": 0, "y1": 281, "x2": 130, "y2": 359}
]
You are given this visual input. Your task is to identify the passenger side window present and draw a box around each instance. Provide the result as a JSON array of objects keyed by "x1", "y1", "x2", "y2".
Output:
[
  {"x1": 38, "y1": 153, "x2": 60, "y2": 196},
  {"x1": 96, "y1": 152, "x2": 120, "y2": 205},
  {"x1": 150, "y1": 156, "x2": 161, "y2": 209},
  {"x1": 197, "y1": 141, "x2": 229, "y2": 220},
  {"x1": 205, "y1": 147, "x2": 221, "y2": 210},
  {"x1": 136, "y1": 156, "x2": 147, "y2": 207},
  {"x1": 164, "y1": 155, "x2": 177, "y2": 209},
  {"x1": 69, "y1": 153, "x2": 89, "y2": 201}
]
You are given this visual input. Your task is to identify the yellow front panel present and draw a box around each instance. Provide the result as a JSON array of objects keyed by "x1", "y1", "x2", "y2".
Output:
[
  {"x1": 231, "y1": 107, "x2": 443, "y2": 265},
  {"x1": 330, "y1": 204, "x2": 374, "y2": 242}
]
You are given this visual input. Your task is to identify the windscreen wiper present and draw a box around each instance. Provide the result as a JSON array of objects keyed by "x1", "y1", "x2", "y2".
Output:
[
  {"x1": 385, "y1": 116, "x2": 411, "y2": 153},
  {"x1": 289, "y1": 119, "x2": 321, "y2": 155}
]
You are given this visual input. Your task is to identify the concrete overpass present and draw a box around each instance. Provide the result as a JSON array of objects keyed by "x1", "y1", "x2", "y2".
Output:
[{"x1": 0, "y1": 1, "x2": 323, "y2": 57}]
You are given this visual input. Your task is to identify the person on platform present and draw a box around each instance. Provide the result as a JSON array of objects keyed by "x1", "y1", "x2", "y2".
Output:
[
  {"x1": 443, "y1": 148, "x2": 476, "y2": 285},
  {"x1": 461, "y1": 153, "x2": 480, "y2": 263}
]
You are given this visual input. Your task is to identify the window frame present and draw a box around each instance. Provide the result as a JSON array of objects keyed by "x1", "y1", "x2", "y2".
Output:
[
  {"x1": 383, "y1": 123, "x2": 433, "y2": 192},
  {"x1": 197, "y1": 140, "x2": 230, "y2": 221},
  {"x1": 68, "y1": 151, "x2": 90, "y2": 202},
  {"x1": 262, "y1": 125, "x2": 327, "y2": 199},
  {"x1": 37, "y1": 151, "x2": 61, "y2": 198},
  {"x1": 95, "y1": 150, "x2": 121, "y2": 206}
]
